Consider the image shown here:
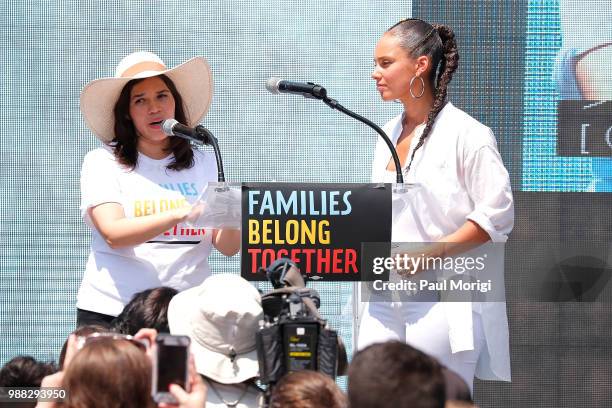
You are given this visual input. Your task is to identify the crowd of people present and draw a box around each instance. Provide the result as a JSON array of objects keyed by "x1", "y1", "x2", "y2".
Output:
[{"x1": 1, "y1": 274, "x2": 478, "y2": 408}]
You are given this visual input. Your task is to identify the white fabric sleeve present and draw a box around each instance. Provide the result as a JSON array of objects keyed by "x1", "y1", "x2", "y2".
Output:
[
  {"x1": 80, "y1": 149, "x2": 123, "y2": 221},
  {"x1": 463, "y1": 136, "x2": 514, "y2": 243}
]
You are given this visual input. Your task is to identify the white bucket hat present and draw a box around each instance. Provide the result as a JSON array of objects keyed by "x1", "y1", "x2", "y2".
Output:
[
  {"x1": 168, "y1": 274, "x2": 263, "y2": 384},
  {"x1": 80, "y1": 51, "x2": 213, "y2": 142}
]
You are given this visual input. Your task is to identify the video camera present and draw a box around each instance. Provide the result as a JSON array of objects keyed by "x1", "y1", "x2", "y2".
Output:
[{"x1": 255, "y1": 258, "x2": 348, "y2": 386}]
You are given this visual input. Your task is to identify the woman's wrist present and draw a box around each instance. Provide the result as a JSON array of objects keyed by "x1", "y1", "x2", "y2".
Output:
[
  {"x1": 428, "y1": 241, "x2": 447, "y2": 258},
  {"x1": 169, "y1": 205, "x2": 192, "y2": 224}
]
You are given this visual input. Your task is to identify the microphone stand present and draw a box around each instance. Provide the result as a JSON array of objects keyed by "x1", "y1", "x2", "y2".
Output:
[
  {"x1": 321, "y1": 97, "x2": 404, "y2": 184},
  {"x1": 191, "y1": 126, "x2": 226, "y2": 183}
]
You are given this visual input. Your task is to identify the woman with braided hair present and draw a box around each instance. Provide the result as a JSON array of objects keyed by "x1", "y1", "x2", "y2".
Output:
[{"x1": 357, "y1": 19, "x2": 514, "y2": 391}]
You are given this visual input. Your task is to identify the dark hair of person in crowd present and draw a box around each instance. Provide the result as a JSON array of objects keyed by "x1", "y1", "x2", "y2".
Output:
[
  {"x1": 442, "y1": 366, "x2": 473, "y2": 402},
  {"x1": 268, "y1": 370, "x2": 347, "y2": 408},
  {"x1": 58, "y1": 324, "x2": 110, "y2": 370},
  {"x1": 348, "y1": 341, "x2": 446, "y2": 408},
  {"x1": 60, "y1": 337, "x2": 154, "y2": 408},
  {"x1": 0, "y1": 355, "x2": 57, "y2": 408},
  {"x1": 0, "y1": 355, "x2": 57, "y2": 387},
  {"x1": 386, "y1": 18, "x2": 459, "y2": 173},
  {"x1": 112, "y1": 74, "x2": 193, "y2": 171},
  {"x1": 112, "y1": 286, "x2": 178, "y2": 335}
]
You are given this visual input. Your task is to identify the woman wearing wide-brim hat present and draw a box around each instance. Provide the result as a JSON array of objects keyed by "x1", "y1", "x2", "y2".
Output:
[{"x1": 77, "y1": 51, "x2": 240, "y2": 327}]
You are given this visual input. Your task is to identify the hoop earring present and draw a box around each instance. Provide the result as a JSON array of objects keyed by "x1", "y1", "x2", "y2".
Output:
[{"x1": 409, "y1": 76, "x2": 425, "y2": 99}]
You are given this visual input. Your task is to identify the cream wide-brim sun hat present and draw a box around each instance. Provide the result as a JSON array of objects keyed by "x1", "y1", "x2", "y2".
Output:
[{"x1": 80, "y1": 51, "x2": 213, "y2": 142}]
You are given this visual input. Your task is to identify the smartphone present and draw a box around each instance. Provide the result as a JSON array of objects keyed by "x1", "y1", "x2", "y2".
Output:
[{"x1": 152, "y1": 334, "x2": 191, "y2": 404}]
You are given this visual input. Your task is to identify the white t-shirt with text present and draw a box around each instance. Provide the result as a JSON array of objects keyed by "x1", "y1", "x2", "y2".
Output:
[{"x1": 77, "y1": 147, "x2": 217, "y2": 316}]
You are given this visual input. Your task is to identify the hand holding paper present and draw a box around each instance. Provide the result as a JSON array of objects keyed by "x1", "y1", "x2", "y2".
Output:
[{"x1": 186, "y1": 182, "x2": 241, "y2": 229}]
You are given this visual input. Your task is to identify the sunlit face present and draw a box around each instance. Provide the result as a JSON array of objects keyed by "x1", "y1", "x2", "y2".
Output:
[
  {"x1": 371, "y1": 33, "x2": 420, "y2": 102},
  {"x1": 128, "y1": 76, "x2": 176, "y2": 150}
]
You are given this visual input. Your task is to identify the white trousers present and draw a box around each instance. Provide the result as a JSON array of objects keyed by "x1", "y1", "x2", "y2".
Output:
[{"x1": 356, "y1": 301, "x2": 485, "y2": 392}]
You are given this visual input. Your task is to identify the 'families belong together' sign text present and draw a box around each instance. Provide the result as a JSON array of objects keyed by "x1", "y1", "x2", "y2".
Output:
[{"x1": 241, "y1": 183, "x2": 391, "y2": 281}]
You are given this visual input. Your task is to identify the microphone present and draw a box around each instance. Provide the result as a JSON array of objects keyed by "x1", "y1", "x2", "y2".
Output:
[
  {"x1": 161, "y1": 119, "x2": 212, "y2": 145},
  {"x1": 161, "y1": 119, "x2": 226, "y2": 182},
  {"x1": 264, "y1": 79, "x2": 404, "y2": 183},
  {"x1": 265, "y1": 77, "x2": 327, "y2": 99}
]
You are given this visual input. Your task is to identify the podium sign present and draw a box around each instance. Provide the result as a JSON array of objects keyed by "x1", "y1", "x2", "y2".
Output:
[{"x1": 241, "y1": 183, "x2": 391, "y2": 281}]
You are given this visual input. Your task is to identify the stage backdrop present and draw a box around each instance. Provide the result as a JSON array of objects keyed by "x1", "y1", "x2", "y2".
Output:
[
  {"x1": 1, "y1": 1, "x2": 611, "y2": 407},
  {"x1": 0, "y1": 0, "x2": 407, "y2": 392}
]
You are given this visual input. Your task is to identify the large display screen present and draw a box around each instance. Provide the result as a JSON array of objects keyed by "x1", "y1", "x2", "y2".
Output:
[{"x1": 1, "y1": 1, "x2": 610, "y2": 406}]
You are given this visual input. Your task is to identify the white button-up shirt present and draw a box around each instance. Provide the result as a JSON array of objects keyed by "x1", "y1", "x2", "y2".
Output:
[
  {"x1": 372, "y1": 102, "x2": 514, "y2": 243},
  {"x1": 371, "y1": 102, "x2": 513, "y2": 381}
]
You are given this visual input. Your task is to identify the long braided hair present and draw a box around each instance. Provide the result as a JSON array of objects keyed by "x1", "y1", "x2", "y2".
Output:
[{"x1": 387, "y1": 19, "x2": 459, "y2": 174}]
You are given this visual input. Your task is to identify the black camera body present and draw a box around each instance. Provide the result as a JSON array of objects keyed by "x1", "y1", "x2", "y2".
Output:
[{"x1": 255, "y1": 258, "x2": 346, "y2": 385}]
